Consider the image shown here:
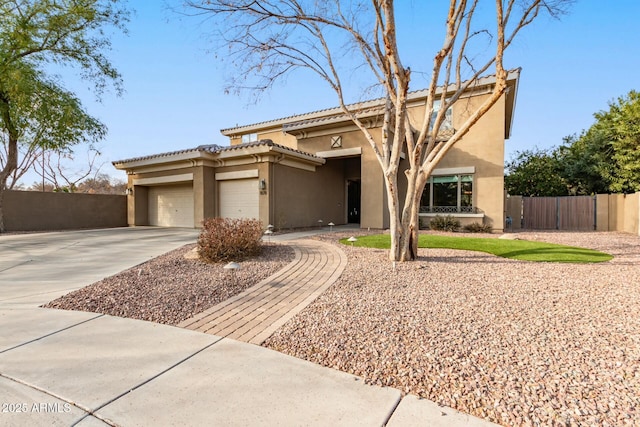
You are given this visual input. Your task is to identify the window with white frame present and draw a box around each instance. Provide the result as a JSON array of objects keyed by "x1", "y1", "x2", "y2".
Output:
[
  {"x1": 241, "y1": 133, "x2": 258, "y2": 143},
  {"x1": 420, "y1": 174, "x2": 475, "y2": 213}
]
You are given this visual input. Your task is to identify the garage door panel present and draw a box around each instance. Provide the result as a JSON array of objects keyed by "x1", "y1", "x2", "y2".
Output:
[
  {"x1": 148, "y1": 184, "x2": 194, "y2": 227},
  {"x1": 219, "y1": 179, "x2": 259, "y2": 220}
]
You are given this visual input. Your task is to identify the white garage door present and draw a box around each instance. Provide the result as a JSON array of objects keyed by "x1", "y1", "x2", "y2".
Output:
[
  {"x1": 148, "y1": 184, "x2": 194, "y2": 227},
  {"x1": 219, "y1": 179, "x2": 259, "y2": 219}
]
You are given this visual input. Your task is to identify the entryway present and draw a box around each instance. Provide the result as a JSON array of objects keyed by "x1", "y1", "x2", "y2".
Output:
[{"x1": 347, "y1": 179, "x2": 361, "y2": 224}]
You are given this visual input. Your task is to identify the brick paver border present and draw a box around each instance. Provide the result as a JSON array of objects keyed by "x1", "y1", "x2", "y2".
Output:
[{"x1": 178, "y1": 239, "x2": 347, "y2": 345}]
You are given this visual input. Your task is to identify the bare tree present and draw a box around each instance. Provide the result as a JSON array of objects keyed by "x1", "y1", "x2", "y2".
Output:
[
  {"x1": 37, "y1": 147, "x2": 103, "y2": 193},
  {"x1": 77, "y1": 172, "x2": 127, "y2": 194},
  {"x1": 184, "y1": 0, "x2": 571, "y2": 261}
]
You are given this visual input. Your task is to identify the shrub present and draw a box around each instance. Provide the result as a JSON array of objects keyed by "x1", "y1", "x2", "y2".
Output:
[
  {"x1": 429, "y1": 215, "x2": 461, "y2": 232},
  {"x1": 462, "y1": 222, "x2": 493, "y2": 233},
  {"x1": 419, "y1": 216, "x2": 430, "y2": 230},
  {"x1": 198, "y1": 217, "x2": 263, "y2": 262}
]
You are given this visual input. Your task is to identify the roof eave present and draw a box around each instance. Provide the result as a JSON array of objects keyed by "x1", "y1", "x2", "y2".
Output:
[
  {"x1": 504, "y1": 68, "x2": 521, "y2": 139},
  {"x1": 112, "y1": 149, "x2": 214, "y2": 170}
]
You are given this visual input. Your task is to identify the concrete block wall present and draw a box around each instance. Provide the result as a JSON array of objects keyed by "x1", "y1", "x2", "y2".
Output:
[{"x1": 3, "y1": 190, "x2": 127, "y2": 232}]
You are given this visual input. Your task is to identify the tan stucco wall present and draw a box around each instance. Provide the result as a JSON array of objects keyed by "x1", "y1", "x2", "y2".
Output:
[
  {"x1": 258, "y1": 162, "x2": 270, "y2": 227},
  {"x1": 132, "y1": 185, "x2": 148, "y2": 225},
  {"x1": 295, "y1": 127, "x2": 388, "y2": 229},
  {"x1": 194, "y1": 166, "x2": 215, "y2": 227},
  {"x1": 623, "y1": 192, "x2": 640, "y2": 234},
  {"x1": 272, "y1": 160, "x2": 346, "y2": 229},
  {"x1": 3, "y1": 190, "x2": 127, "y2": 232},
  {"x1": 603, "y1": 193, "x2": 640, "y2": 234},
  {"x1": 426, "y1": 93, "x2": 507, "y2": 230},
  {"x1": 229, "y1": 127, "x2": 298, "y2": 149},
  {"x1": 596, "y1": 194, "x2": 610, "y2": 231}
]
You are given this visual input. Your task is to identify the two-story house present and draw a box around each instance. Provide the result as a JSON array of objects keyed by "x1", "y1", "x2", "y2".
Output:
[{"x1": 113, "y1": 69, "x2": 519, "y2": 231}]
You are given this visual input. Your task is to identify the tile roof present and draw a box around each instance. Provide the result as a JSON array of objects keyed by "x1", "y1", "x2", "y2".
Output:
[
  {"x1": 112, "y1": 144, "x2": 223, "y2": 165},
  {"x1": 282, "y1": 106, "x2": 385, "y2": 132},
  {"x1": 220, "y1": 69, "x2": 521, "y2": 135},
  {"x1": 216, "y1": 139, "x2": 321, "y2": 159},
  {"x1": 112, "y1": 140, "x2": 319, "y2": 166}
]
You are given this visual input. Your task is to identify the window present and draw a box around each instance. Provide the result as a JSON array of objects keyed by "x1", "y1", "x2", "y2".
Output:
[
  {"x1": 241, "y1": 133, "x2": 258, "y2": 143},
  {"x1": 429, "y1": 101, "x2": 453, "y2": 132},
  {"x1": 420, "y1": 174, "x2": 475, "y2": 213}
]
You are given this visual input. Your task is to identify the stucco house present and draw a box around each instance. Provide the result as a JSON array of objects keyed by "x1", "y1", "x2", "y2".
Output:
[{"x1": 113, "y1": 69, "x2": 520, "y2": 231}]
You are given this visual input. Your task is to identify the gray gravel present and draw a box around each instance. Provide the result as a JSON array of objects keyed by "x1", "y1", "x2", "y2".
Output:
[
  {"x1": 264, "y1": 231, "x2": 640, "y2": 426},
  {"x1": 45, "y1": 243, "x2": 294, "y2": 325}
]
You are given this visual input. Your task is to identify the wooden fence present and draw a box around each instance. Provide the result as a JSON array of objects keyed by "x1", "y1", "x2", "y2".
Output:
[
  {"x1": 522, "y1": 196, "x2": 596, "y2": 230},
  {"x1": 506, "y1": 193, "x2": 640, "y2": 234}
]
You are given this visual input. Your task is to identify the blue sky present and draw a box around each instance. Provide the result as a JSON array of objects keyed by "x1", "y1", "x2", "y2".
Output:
[{"x1": 20, "y1": 1, "x2": 640, "y2": 185}]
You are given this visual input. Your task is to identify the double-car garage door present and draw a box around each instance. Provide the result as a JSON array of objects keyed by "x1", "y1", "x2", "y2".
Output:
[{"x1": 147, "y1": 179, "x2": 258, "y2": 227}]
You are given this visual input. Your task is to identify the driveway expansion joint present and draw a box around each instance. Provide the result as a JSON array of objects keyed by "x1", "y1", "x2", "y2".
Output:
[{"x1": 0, "y1": 313, "x2": 105, "y2": 354}]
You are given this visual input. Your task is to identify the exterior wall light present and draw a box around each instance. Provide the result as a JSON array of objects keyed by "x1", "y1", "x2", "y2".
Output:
[
  {"x1": 259, "y1": 179, "x2": 267, "y2": 191},
  {"x1": 125, "y1": 187, "x2": 134, "y2": 196}
]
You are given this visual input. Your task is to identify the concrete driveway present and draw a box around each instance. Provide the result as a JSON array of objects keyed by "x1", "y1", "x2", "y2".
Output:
[{"x1": 0, "y1": 227, "x2": 199, "y2": 308}]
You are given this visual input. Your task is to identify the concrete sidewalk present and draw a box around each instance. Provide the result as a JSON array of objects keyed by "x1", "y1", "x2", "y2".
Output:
[{"x1": 0, "y1": 227, "x2": 498, "y2": 426}]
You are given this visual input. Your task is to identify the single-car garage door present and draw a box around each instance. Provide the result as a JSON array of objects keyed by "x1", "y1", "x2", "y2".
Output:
[
  {"x1": 219, "y1": 179, "x2": 259, "y2": 219},
  {"x1": 148, "y1": 184, "x2": 194, "y2": 227}
]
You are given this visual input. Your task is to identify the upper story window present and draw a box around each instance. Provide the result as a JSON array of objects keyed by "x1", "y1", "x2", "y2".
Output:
[
  {"x1": 241, "y1": 133, "x2": 258, "y2": 143},
  {"x1": 420, "y1": 174, "x2": 475, "y2": 213},
  {"x1": 430, "y1": 101, "x2": 453, "y2": 132}
]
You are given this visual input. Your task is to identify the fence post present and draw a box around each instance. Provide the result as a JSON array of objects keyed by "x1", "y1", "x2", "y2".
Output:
[
  {"x1": 555, "y1": 197, "x2": 560, "y2": 230},
  {"x1": 593, "y1": 195, "x2": 597, "y2": 231}
]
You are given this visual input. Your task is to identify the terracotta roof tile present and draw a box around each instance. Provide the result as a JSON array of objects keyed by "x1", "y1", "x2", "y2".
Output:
[
  {"x1": 112, "y1": 140, "x2": 319, "y2": 166},
  {"x1": 112, "y1": 145, "x2": 222, "y2": 165}
]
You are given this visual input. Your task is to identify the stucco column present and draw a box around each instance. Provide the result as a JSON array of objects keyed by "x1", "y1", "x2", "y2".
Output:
[
  {"x1": 132, "y1": 185, "x2": 148, "y2": 226},
  {"x1": 194, "y1": 166, "x2": 215, "y2": 227},
  {"x1": 257, "y1": 162, "x2": 271, "y2": 228},
  {"x1": 360, "y1": 149, "x2": 386, "y2": 229}
]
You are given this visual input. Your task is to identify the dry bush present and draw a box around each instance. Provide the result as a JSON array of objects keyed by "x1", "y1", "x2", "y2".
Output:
[{"x1": 198, "y1": 217, "x2": 263, "y2": 262}]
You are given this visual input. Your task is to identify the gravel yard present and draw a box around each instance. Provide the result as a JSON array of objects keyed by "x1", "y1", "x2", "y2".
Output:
[
  {"x1": 45, "y1": 243, "x2": 294, "y2": 325},
  {"x1": 264, "y1": 231, "x2": 640, "y2": 426}
]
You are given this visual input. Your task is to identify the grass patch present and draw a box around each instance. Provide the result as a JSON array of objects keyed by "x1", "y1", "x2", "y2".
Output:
[{"x1": 340, "y1": 234, "x2": 613, "y2": 263}]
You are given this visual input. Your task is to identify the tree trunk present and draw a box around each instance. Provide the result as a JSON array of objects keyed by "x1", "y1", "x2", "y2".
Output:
[
  {"x1": 385, "y1": 177, "x2": 403, "y2": 261},
  {"x1": 398, "y1": 186, "x2": 423, "y2": 261},
  {"x1": 0, "y1": 186, "x2": 5, "y2": 233},
  {"x1": 0, "y1": 106, "x2": 19, "y2": 234}
]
